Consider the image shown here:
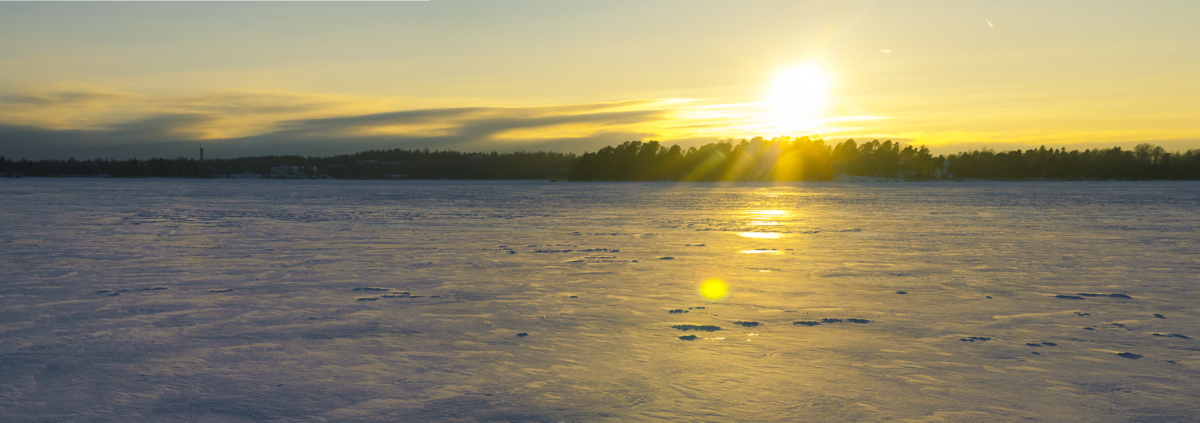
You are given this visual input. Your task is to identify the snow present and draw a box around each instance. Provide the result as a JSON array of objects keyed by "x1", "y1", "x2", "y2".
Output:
[{"x1": 1, "y1": 178, "x2": 1198, "y2": 421}]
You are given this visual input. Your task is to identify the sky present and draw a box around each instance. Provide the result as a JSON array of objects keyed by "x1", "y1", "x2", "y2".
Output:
[{"x1": 1, "y1": 0, "x2": 1197, "y2": 160}]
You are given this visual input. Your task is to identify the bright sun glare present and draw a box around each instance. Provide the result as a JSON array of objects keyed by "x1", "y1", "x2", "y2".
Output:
[{"x1": 764, "y1": 64, "x2": 831, "y2": 132}]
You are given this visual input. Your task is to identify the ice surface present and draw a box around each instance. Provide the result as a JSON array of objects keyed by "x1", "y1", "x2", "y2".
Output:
[{"x1": 1, "y1": 179, "x2": 1198, "y2": 421}]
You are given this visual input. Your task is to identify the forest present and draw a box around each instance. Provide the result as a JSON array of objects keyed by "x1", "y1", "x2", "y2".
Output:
[
  {"x1": 0, "y1": 148, "x2": 576, "y2": 180},
  {"x1": 2, "y1": 138, "x2": 1197, "y2": 181},
  {"x1": 569, "y1": 137, "x2": 1200, "y2": 181}
]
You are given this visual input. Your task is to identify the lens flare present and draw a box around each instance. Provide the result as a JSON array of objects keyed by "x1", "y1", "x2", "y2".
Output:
[{"x1": 699, "y1": 279, "x2": 729, "y2": 300}]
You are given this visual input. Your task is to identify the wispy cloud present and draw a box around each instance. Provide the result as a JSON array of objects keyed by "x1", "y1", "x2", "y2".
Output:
[{"x1": 0, "y1": 87, "x2": 733, "y2": 159}]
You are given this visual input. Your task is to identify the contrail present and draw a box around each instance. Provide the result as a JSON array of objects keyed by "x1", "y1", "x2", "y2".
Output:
[{"x1": 986, "y1": 19, "x2": 994, "y2": 28}]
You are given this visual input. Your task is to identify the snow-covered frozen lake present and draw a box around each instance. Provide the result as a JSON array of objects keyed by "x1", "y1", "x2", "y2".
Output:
[{"x1": 2, "y1": 179, "x2": 1198, "y2": 421}]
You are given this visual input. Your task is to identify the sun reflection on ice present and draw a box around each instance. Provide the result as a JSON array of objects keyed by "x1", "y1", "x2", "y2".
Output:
[
  {"x1": 740, "y1": 209, "x2": 789, "y2": 239},
  {"x1": 740, "y1": 249, "x2": 782, "y2": 254},
  {"x1": 738, "y1": 232, "x2": 782, "y2": 239}
]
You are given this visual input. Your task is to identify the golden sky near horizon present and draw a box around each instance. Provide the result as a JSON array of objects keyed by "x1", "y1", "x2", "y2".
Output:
[{"x1": 0, "y1": 0, "x2": 1197, "y2": 159}]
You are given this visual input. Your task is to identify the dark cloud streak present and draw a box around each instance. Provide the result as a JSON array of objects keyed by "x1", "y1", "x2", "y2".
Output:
[
  {"x1": 0, "y1": 102, "x2": 677, "y2": 160},
  {"x1": 0, "y1": 91, "x2": 138, "y2": 106}
]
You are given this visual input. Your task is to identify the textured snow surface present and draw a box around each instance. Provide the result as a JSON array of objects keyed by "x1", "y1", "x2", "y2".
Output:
[{"x1": 1, "y1": 179, "x2": 1198, "y2": 421}]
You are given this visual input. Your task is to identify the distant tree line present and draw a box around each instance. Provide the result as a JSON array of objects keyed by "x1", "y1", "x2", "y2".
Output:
[
  {"x1": 0, "y1": 148, "x2": 576, "y2": 180},
  {"x1": 947, "y1": 143, "x2": 1199, "y2": 180},
  {"x1": 2, "y1": 139, "x2": 1197, "y2": 180},
  {"x1": 569, "y1": 137, "x2": 1200, "y2": 181}
]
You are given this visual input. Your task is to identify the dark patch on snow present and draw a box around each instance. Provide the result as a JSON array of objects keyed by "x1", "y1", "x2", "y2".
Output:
[
  {"x1": 1116, "y1": 352, "x2": 1142, "y2": 359},
  {"x1": 516, "y1": 333, "x2": 528, "y2": 337},
  {"x1": 793, "y1": 318, "x2": 871, "y2": 326},
  {"x1": 1075, "y1": 312, "x2": 1091, "y2": 316},
  {"x1": 356, "y1": 297, "x2": 379, "y2": 301},
  {"x1": 895, "y1": 291, "x2": 907, "y2": 295},
  {"x1": 352, "y1": 287, "x2": 389, "y2": 292},
  {"x1": 733, "y1": 321, "x2": 760, "y2": 327},
  {"x1": 672, "y1": 325, "x2": 721, "y2": 332},
  {"x1": 679, "y1": 335, "x2": 698, "y2": 341},
  {"x1": 209, "y1": 289, "x2": 233, "y2": 293},
  {"x1": 1055, "y1": 295, "x2": 1085, "y2": 300},
  {"x1": 1078, "y1": 293, "x2": 1132, "y2": 299},
  {"x1": 1154, "y1": 313, "x2": 1165, "y2": 319},
  {"x1": 1153, "y1": 333, "x2": 1191, "y2": 339},
  {"x1": 668, "y1": 309, "x2": 687, "y2": 314},
  {"x1": 960, "y1": 337, "x2": 992, "y2": 342}
]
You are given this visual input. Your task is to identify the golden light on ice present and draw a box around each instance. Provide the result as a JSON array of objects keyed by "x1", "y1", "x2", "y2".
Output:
[
  {"x1": 763, "y1": 64, "x2": 831, "y2": 132},
  {"x1": 699, "y1": 279, "x2": 729, "y2": 300},
  {"x1": 738, "y1": 232, "x2": 782, "y2": 239},
  {"x1": 740, "y1": 249, "x2": 782, "y2": 255},
  {"x1": 740, "y1": 210, "x2": 787, "y2": 238}
]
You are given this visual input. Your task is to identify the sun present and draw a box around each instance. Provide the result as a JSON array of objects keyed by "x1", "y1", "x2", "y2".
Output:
[{"x1": 763, "y1": 64, "x2": 832, "y2": 132}]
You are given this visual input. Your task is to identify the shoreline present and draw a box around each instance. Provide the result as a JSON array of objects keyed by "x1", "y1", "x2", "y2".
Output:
[{"x1": 3, "y1": 175, "x2": 1198, "y2": 183}]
